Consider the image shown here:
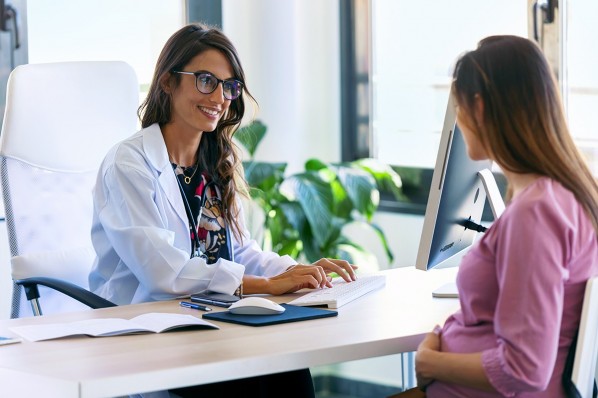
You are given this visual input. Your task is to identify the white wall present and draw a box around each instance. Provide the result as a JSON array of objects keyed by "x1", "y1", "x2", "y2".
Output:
[{"x1": 222, "y1": 0, "x2": 341, "y2": 174}]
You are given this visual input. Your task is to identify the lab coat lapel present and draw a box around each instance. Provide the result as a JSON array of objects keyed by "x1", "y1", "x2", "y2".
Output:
[{"x1": 143, "y1": 124, "x2": 188, "y2": 228}]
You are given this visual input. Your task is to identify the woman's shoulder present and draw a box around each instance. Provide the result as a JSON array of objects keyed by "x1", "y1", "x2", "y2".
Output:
[
  {"x1": 109, "y1": 124, "x2": 164, "y2": 162},
  {"x1": 100, "y1": 125, "x2": 164, "y2": 177},
  {"x1": 504, "y1": 177, "x2": 589, "y2": 232},
  {"x1": 513, "y1": 177, "x2": 577, "y2": 210},
  {"x1": 480, "y1": 177, "x2": 595, "y2": 269},
  {"x1": 104, "y1": 130, "x2": 144, "y2": 164}
]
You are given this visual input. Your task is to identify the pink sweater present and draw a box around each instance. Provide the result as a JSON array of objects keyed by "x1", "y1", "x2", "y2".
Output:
[{"x1": 427, "y1": 177, "x2": 598, "y2": 397}]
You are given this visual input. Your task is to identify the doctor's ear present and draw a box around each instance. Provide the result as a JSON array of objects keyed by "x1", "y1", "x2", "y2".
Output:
[{"x1": 160, "y1": 73, "x2": 174, "y2": 94}]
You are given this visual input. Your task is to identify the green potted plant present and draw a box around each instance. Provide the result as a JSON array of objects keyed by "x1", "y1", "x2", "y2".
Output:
[{"x1": 235, "y1": 120, "x2": 404, "y2": 270}]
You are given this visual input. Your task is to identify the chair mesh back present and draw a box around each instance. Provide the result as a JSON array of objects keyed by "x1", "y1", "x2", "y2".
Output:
[
  {"x1": 1, "y1": 156, "x2": 97, "y2": 317},
  {"x1": 1, "y1": 158, "x2": 21, "y2": 319}
]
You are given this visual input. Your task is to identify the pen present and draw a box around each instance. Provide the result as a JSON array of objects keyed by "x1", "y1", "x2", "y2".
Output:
[{"x1": 180, "y1": 301, "x2": 212, "y2": 312}]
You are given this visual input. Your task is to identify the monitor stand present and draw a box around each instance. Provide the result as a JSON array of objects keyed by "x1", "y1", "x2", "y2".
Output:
[
  {"x1": 478, "y1": 168, "x2": 505, "y2": 220},
  {"x1": 432, "y1": 169, "x2": 505, "y2": 299}
]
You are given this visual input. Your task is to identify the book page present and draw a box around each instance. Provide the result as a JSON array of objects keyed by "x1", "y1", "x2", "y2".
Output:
[
  {"x1": 70, "y1": 318, "x2": 148, "y2": 337},
  {"x1": 10, "y1": 313, "x2": 219, "y2": 342},
  {"x1": 11, "y1": 322, "x2": 85, "y2": 342},
  {"x1": 11, "y1": 318, "x2": 144, "y2": 341},
  {"x1": 129, "y1": 313, "x2": 218, "y2": 333}
]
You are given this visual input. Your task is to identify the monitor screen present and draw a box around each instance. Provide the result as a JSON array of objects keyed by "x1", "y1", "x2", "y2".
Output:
[{"x1": 415, "y1": 94, "x2": 493, "y2": 273}]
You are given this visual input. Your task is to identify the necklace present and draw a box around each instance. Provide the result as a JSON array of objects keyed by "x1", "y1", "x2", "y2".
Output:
[
  {"x1": 181, "y1": 163, "x2": 199, "y2": 185},
  {"x1": 169, "y1": 152, "x2": 200, "y2": 184}
]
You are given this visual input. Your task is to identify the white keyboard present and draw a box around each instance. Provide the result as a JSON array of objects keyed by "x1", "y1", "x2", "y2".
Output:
[{"x1": 287, "y1": 274, "x2": 386, "y2": 309}]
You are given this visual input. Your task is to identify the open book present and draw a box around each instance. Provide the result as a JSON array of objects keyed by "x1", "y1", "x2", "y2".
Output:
[{"x1": 10, "y1": 312, "x2": 219, "y2": 342}]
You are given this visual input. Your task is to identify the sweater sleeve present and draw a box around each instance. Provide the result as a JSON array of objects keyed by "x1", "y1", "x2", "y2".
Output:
[{"x1": 480, "y1": 197, "x2": 570, "y2": 395}]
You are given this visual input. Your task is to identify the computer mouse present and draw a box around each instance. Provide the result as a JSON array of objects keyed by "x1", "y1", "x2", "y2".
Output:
[{"x1": 228, "y1": 297, "x2": 286, "y2": 315}]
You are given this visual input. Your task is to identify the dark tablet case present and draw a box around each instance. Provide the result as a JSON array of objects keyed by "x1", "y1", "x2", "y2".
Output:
[{"x1": 202, "y1": 304, "x2": 337, "y2": 327}]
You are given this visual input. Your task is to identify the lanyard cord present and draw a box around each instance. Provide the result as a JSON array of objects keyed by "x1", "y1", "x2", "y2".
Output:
[{"x1": 174, "y1": 173, "x2": 206, "y2": 258}]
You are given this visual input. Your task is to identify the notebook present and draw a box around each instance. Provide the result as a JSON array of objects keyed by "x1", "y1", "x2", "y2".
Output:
[
  {"x1": 202, "y1": 304, "x2": 337, "y2": 327},
  {"x1": 10, "y1": 313, "x2": 219, "y2": 342}
]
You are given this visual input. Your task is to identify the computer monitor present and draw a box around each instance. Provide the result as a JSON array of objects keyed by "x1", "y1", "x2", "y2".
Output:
[{"x1": 415, "y1": 93, "x2": 504, "y2": 297}]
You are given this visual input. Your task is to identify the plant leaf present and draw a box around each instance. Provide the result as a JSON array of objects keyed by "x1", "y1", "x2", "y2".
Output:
[
  {"x1": 330, "y1": 178, "x2": 352, "y2": 219},
  {"x1": 277, "y1": 239, "x2": 302, "y2": 258},
  {"x1": 347, "y1": 220, "x2": 394, "y2": 263},
  {"x1": 305, "y1": 158, "x2": 327, "y2": 171},
  {"x1": 243, "y1": 161, "x2": 287, "y2": 192},
  {"x1": 335, "y1": 165, "x2": 379, "y2": 220},
  {"x1": 336, "y1": 243, "x2": 380, "y2": 272},
  {"x1": 352, "y1": 158, "x2": 407, "y2": 201},
  {"x1": 299, "y1": 226, "x2": 323, "y2": 262},
  {"x1": 235, "y1": 120, "x2": 267, "y2": 157},
  {"x1": 278, "y1": 201, "x2": 307, "y2": 233},
  {"x1": 284, "y1": 172, "x2": 334, "y2": 245}
]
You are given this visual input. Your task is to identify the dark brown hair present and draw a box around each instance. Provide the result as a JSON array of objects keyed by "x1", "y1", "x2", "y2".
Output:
[
  {"x1": 138, "y1": 23, "x2": 254, "y2": 240},
  {"x1": 452, "y1": 35, "x2": 598, "y2": 232}
]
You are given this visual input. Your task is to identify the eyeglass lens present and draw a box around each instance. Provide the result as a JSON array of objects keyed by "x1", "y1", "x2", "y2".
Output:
[{"x1": 196, "y1": 73, "x2": 242, "y2": 100}]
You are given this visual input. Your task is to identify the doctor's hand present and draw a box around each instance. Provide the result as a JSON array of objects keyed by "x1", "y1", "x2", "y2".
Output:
[
  {"x1": 309, "y1": 258, "x2": 358, "y2": 283},
  {"x1": 265, "y1": 264, "x2": 332, "y2": 295},
  {"x1": 267, "y1": 258, "x2": 357, "y2": 295},
  {"x1": 415, "y1": 325, "x2": 442, "y2": 391}
]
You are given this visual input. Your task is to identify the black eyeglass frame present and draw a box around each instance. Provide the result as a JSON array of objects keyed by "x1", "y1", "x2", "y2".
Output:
[{"x1": 171, "y1": 70, "x2": 243, "y2": 100}]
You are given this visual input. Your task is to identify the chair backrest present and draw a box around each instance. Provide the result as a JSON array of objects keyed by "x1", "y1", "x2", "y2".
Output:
[
  {"x1": 0, "y1": 61, "x2": 138, "y2": 318},
  {"x1": 570, "y1": 276, "x2": 598, "y2": 398}
]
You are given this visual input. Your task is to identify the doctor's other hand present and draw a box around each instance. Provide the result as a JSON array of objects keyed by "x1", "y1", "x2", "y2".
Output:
[
  {"x1": 309, "y1": 258, "x2": 358, "y2": 283},
  {"x1": 264, "y1": 259, "x2": 357, "y2": 295}
]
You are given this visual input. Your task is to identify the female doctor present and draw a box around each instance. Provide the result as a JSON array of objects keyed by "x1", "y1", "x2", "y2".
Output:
[{"x1": 88, "y1": 23, "x2": 356, "y2": 397}]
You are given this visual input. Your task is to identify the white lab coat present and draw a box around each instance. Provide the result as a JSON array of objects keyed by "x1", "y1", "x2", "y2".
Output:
[{"x1": 89, "y1": 123, "x2": 296, "y2": 306}]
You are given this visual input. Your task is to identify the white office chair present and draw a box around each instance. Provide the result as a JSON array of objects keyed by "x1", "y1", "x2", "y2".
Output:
[
  {"x1": 564, "y1": 275, "x2": 598, "y2": 398},
  {"x1": 0, "y1": 61, "x2": 139, "y2": 317}
]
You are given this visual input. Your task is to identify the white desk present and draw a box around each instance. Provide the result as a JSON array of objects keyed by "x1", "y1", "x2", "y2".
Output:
[{"x1": 0, "y1": 266, "x2": 459, "y2": 398}]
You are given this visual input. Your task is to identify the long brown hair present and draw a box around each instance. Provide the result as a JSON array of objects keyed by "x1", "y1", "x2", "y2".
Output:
[
  {"x1": 138, "y1": 23, "x2": 254, "y2": 240},
  {"x1": 452, "y1": 35, "x2": 598, "y2": 232}
]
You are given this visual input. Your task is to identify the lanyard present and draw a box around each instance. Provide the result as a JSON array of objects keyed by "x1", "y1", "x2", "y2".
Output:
[{"x1": 174, "y1": 173, "x2": 206, "y2": 259}]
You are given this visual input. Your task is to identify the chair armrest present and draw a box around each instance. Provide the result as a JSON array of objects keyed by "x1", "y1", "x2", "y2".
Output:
[{"x1": 15, "y1": 277, "x2": 116, "y2": 309}]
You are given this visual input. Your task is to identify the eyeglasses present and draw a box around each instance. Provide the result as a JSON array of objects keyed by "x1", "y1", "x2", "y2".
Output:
[{"x1": 172, "y1": 70, "x2": 243, "y2": 100}]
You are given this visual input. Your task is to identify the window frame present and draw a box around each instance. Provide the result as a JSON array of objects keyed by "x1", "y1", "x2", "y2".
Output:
[{"x1": 186, "y1": 0, "x2": 222, "y2": 27}]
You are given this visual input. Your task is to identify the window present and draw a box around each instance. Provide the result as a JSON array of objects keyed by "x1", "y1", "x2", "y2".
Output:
[
  {"x1": 528, "y1": 0, "x2": 598, "y2": 175},
  {"x1": 564, "y1": 0, "x2": 598, "y2": 175},
  {"x1": 343, "y1": 0, "x2": 598, "y2": 212},
  {"x1": 371, "y1": 1, "x2": 526, "y2": 168}
]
